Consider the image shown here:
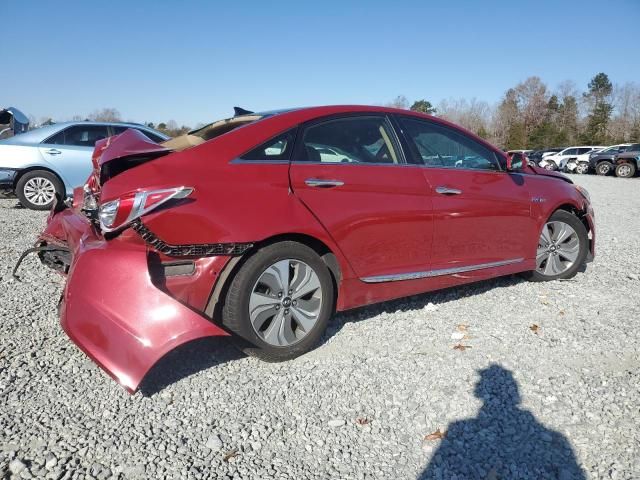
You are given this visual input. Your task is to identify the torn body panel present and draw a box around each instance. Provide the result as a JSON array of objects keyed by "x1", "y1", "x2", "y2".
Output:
[{"x1": 40, "y1": 208, "x2": 229, "y2": 392}]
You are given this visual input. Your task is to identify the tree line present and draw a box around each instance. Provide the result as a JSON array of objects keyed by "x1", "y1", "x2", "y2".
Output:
[{"x1": 386, "y1": 72, "x2": 640, "y2": 149}]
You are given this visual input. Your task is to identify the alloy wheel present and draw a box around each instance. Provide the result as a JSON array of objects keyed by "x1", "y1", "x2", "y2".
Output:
[
  {"x1": 617, "y1": 164, "x2": 632, "y2": 178},
  {"x1": 597, "y1": 163, "x2": 611, "y2": 175},
  {"x1": 536, "y1": 221, "x2": 580, "y2": 276},
  {"x1": 23, "y1": 177, "x2": 56, "y2": 206},
  {"x1": 249, "y1": 259, "x2": 323, "y2": 347},
  {"x1": 576, "y1": 163, "x2": 589, "y2": 174}
]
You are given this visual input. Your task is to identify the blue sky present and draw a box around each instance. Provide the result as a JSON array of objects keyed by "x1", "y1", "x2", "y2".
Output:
[{"x1": 3, "y1": 0, "x2": 639, "y2": 126}]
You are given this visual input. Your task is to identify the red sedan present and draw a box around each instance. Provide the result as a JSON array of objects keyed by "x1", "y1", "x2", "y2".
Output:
[{"x1": 27, "y1": 106, "x2": 595, "y2": 392}]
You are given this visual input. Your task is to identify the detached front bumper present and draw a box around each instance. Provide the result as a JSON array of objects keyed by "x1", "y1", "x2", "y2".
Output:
[{"x1": 37, "y1": 207, "x2": 230, "y2": 393}]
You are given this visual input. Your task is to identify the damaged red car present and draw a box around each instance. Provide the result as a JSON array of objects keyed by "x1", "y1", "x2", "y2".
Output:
[{"x1": 24, "y1": 106, "x2": 595, "y2": 392}]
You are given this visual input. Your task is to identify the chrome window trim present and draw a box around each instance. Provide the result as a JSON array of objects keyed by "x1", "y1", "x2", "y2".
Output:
[
  {"x1": 360, "y1": 257, "x2": 524, "y2": 283},
  {"x1": 230, "y1": 158, "x2": 290, "y2": 165}
]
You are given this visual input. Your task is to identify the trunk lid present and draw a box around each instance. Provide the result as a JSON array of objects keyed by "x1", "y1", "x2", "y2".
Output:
[{"x1": 92, "y1": 128, "x2": 171, "y2": 188}]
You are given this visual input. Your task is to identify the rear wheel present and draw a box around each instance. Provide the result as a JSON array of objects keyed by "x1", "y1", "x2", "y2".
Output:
[
  {"x1": 595, "y1": 161, "x2": 612, "y2": 176},
  {"x1": 523, "y1": 210, "x2": 588, "y2": 282},
  {"x1": 16, "y1": 170, "x2": 64, "y2": 210},
  {"x1": 615, "y1": 162, "x2": 636, "y2": 178},
  {"x1": 222, "y1": 241, "x2": 334, "y2": 361}
]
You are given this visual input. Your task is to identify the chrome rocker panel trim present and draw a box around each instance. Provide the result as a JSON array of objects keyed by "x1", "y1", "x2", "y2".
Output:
[{"x1": 360, "y1": 258, "x2": 524, "y2": 283}]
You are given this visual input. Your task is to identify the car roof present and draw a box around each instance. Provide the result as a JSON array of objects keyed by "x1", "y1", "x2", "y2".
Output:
[{"x1": 0, "y1": 121, "x2": 165, "y2": 145}]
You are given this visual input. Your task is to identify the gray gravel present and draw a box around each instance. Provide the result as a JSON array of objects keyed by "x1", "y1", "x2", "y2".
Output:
[{"x1": 1, "y1": 174, "x2": 639, "y2": 479}]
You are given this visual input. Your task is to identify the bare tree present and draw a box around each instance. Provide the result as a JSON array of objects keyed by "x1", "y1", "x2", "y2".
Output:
[
  {"x1": 88, "y1": 108, "x2": 122, "y2": 122},
  {"x1": 385, "y1": 95, "x2": 409, "y2": 109}
]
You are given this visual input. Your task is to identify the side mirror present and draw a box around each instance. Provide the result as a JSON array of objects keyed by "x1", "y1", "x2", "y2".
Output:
[{"x1": 507, "y1": 153, "x2": 528, "y2": 171}]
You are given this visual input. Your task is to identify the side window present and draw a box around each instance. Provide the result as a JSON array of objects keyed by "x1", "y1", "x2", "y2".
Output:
[
  {"x1": 240, "y1": 129, "x2": 296, "y2": 161},
  {"x1": 299, "y1": 116, "x2": 400, "y2": 164},
  {"x1": 52, "y1": 125, "x2": 109, "y2": 147},
  {"x1": 45, "y1": 129, "x2": 67, "y2": 145},
  {"x1": 577, "y1": 148, "x2": 591, "y2": 154},
  {"x1": 111, "y1": 126, "x2": 128, "y2": 136},
  {"x1": 397, "y1": 117, "x2": 501, "y2": 171},
  {"x1": 563, "y1": 148, "x2": 577, "y2": 155},
  {"x1": 511, "y1": 153, "x2": 524, "y2": 169},
  {"x1": 138, "y1": 129, "x2": 166, "y2": 143}
]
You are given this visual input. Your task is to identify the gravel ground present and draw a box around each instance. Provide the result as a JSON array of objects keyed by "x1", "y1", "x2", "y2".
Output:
[{"x1": 0, "y1": 175, "x2": 639, "y2": 480}]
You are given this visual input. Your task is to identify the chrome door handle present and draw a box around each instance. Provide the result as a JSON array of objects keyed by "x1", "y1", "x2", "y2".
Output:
[
  {"x1": 46, "y1": 149, "x2": 62, "y2": 155},
  {"x1": 435, "y1": 186, "x2": 462, "y2": 195},
  {"x1": 305, "y1": 178, "x2": 344, "y2": 188}
]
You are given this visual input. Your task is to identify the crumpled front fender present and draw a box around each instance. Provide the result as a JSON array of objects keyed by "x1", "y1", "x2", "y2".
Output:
[{"x1": 40, "y1": 209, "x2": 229, "y2": 393}]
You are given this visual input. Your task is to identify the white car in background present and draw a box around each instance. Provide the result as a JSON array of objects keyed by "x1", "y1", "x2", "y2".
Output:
[{"x1": 539, "y1": 146, "x2": 605, "y2": 171}]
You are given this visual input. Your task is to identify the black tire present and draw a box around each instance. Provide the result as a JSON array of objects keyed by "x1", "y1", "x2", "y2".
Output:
[
  {"x1": 522, "y1": 210, "x2": 589, "y2": 282},
  {"x1": 544, "y1": 162, "x2": 557, "y2": 171},
  {"x1": 615, "y1": 162, "x2": 636, "y2": 178},
  {"x1": 595, "y1": 161, "x2": 613, "y2": 176},
  {"x1": 16, "y1": 170, "x2": 64, "y2": 210},
  {"x1": 222, "y1": 241, "x2": 335, "y2": 361}
]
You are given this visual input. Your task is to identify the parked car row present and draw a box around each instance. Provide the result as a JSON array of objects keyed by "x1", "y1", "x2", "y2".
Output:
[{"x1": 509, "y1": 143, "x2": 640, "y2": 178}]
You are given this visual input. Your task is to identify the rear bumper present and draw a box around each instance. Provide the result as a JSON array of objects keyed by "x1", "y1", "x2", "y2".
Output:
[{"x1": 39, "y1": 208, "x2": 230, "y2": 393}]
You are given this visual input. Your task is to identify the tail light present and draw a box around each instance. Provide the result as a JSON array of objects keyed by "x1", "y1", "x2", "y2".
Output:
[{"x1": 99, "y1": 187, "x2": 193, "y2": 232}]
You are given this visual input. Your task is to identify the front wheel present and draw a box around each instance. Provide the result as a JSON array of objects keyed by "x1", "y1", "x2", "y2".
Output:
[
  {"x1": 222, "y1": 241, "x2": 335, "y2": 361},
  {"x1": 615, "y1": 162, "x2": 636, "y2": 178},
  {"x1": 544, "y1": 162, "x2": 557, "y2": 171},
  {"x1": 523, "y1": 210, "x2": 588, "y2": 282},
  {"x1": 16, "y1": 170, "x2": 64, "y2": 210}
]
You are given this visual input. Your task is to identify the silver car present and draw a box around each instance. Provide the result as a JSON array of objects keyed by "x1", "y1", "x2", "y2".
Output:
[{"x1": 0, "y1": 122, "x2": 168, "y2": 210}]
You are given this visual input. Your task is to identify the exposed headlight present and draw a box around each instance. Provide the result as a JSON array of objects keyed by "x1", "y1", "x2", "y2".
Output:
[{"x1": 575, "y1": 185, "x2": 591, "y2": 202}]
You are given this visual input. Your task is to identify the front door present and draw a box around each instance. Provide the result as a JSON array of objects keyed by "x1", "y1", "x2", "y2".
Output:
[
  {"x1": 396, "y1": 116, "x2": 536, "y2": 271},
  {"x1": 289, "y1": 115, "x2": 433, "y2": 280}
]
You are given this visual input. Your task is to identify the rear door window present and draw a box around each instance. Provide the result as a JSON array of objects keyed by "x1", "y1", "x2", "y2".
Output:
[{"x1": 297, "y1": 116, "x2": 400, "y2": 164}]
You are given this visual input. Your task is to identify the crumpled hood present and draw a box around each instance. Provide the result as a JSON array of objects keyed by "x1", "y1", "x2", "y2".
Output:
[{"x1": 528, "y1": 164, "x2": 573, "y2": 184}]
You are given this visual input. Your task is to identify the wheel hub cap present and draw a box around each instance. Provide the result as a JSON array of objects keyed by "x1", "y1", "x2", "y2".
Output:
[
  {"x1": 536, "y1": 221, "x2": 580, "y2": 276},
  {"x1": 249, "y1": 259, "x2": 323, "y2": 347},
  {"x1": 24, "y1": 177, "x2": 55, "y2": 206}
]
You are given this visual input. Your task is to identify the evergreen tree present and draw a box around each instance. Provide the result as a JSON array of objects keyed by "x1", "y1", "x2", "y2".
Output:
[
  {"x1": 582, "y1": 73, "x2": 613, "y2": 143},
  {"x1": 410, "y1": 100, "x2": 437, "y2": 115}
]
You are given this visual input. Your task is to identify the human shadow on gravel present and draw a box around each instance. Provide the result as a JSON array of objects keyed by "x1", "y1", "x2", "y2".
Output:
[
  {"x1": 418, "y1": 365, "x2": 585, "y2": 480},
  {"x1": 138, "y1": 337, "x2": 243, "y2": 396}
]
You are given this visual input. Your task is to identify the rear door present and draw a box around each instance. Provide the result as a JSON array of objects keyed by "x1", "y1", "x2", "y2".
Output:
[
  {"x1": 38, "y1": 124, "x2": 109, "y2": 189},
  {"x1": 289, "y1": 114, "x2": 433, "y2": 280},
  {"x1": 396, "y1": 116, "x2": 536, "y2": 271}
]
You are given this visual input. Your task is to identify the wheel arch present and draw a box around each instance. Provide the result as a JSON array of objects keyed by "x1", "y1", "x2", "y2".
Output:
[
  {"x1": 204, "y1": 232, "x2": 343, "y2": 324},
  {"x1": 552, "y1": 203, "x2": 591, "y2": 239},
  {"x1": 14, "y1": 166, "x2": 66, "y2": 192}
]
